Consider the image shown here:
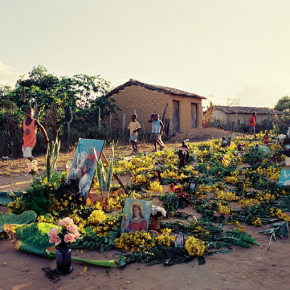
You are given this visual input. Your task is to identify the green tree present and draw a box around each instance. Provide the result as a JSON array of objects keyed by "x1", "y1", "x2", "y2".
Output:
[{"x1": 274, "y1": 96, "x2": 290, "y2": 112}]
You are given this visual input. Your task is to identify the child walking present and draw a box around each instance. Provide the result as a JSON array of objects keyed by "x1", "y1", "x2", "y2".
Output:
[
  {"x1": 148, "y1": 114, "x2": 164, "y2": 152},
  {"x1": 249, "y1": 111, "x2": 256, "y2": 135},
  {"x1": 22, "y1": 107, "x2": 49, "y2": 160},
  {"x1": 128, "y1": 114, "x2": 142, "y2": 154}
]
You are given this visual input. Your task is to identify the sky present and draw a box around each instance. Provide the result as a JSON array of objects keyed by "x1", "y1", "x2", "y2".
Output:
[{"x1": 1, "y1": 0, "x2": 290, "y2": 108}]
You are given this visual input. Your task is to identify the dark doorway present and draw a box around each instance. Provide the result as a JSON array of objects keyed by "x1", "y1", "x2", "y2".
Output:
[
  {"x1": 173, "y1": 101, "x2": 180, "y2": 133},
  {"x1": 191, "y1": 103, "x2": 197, "y2": 128}
]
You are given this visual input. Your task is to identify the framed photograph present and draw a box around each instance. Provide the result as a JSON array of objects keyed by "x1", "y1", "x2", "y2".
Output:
[
  {"x1": 66, "y1": 139, "x2": 105, "y2": 200},
  {"x1": 279, "y1": 170, "x2": 290, "y2": 186},
  {"x1": 188, "y1": 181, "x2": 197, "y2": 192},
  {"x1": 121, "y1": 198, "x2": 152, "y2": 234},
  {"x1": 174, "y1": 234, "x2": 185, "y2": 247},
  {"x1": 221, "y1": 137, "x2": 231, "y2": 148}
]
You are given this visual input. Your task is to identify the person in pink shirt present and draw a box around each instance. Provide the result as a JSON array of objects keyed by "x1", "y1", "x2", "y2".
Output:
[{"x1": 249, "y1": 111, "x2": 256, "y2": 135}]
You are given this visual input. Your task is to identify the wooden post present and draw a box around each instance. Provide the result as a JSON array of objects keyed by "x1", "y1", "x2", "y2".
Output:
[
  {"x1": 140, "y1": 107, "x2": 145, "y2": 131},
  {"x1": 160, "y1": 106, "x2": 163, "y2": 119},
  {"x1": 162, "y1": 103, "x2": 168, "y2": 123},
  {"x1": 122, "y1": 113, "x2": 125, "y2": 139},
  {"x1": 98, "y1": 107, "x2": 101, "y2": 131},
  {"x1": 68, "y1": 106, "x2": 73, "y2": 146},
  {"x1": 110, "y1": 111, "x2": 112, "y2": 138}
]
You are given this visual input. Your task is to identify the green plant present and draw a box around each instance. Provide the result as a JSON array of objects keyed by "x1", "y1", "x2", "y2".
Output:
[{"x1": 96, "y1": 145, "x2": 114, "y2": 192}]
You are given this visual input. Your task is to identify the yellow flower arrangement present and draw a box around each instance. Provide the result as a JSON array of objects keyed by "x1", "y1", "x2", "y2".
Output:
[
  {"x1": 149, "y1": 181, "x2": 163, "y2": 192},
  {"x1": 252, "y1": 217, "x2": 262, "y2": 227},
  {"x1": 87, "y1": 210, "x2": 108, "y2": 226},
  {"x1": 155, "y1": 229, "x2": 175, "y2": 247},
  {"x1": 217, "y1": 201, "x2": 231, "y2": 215},
  {"x1": 184, "y1": 236, "x2": 206, "y2": 256}
]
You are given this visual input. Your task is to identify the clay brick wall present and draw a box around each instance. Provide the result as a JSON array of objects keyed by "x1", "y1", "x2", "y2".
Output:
[
  {"x1": 111, "y1": 85, "x2": 170, "y2": 132},
  {"x1": 109, "y1": 85, "x2": 204, "y2": 133}
]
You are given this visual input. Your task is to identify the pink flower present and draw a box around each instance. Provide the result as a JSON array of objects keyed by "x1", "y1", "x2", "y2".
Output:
[
  {"x1": 48, "y1": 227, "x2": 59, "y2": 238},
  {"x1": 64, "y1": 233, "x2": 76, "y2": 243},
  {"x1": 59, "y1": 217, "x2": 74, "y2": 227},
  {"x1": 73, "y1": 231, "x2": 81, "y2": 240},
  {"x1": 66, "y1": 224, "x2": 78, "y2": 233},
  {"x1": 49, "y1": 236, "x2": 61, "y2": 245},
  {"x1": 32, "y1": 160, "x2": 38, "y2": 165}
]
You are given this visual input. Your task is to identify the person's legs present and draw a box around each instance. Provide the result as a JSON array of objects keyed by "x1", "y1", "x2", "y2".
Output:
[
  {"x1": 130, "y1": 141, "x2": 135, "y2": 153},
  {"x1": 153, "y1": 141, "x2": 157, "y2": 152},
  {"x1": 134, "y1": 141, "x2": 138, "y2": 153}
]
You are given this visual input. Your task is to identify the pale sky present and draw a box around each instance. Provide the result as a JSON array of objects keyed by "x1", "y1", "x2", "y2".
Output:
[{"x1": 1, "y1": 0, "x2": 290, "y2": 108}]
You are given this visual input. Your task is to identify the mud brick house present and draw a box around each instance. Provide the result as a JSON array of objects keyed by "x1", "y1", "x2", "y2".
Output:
[
  {"x1": 212, "y1": 106, "x2": 282, "y2": 124},
  {"x1": 106, "y1": 79, "x2": 206, "y2": 134}
]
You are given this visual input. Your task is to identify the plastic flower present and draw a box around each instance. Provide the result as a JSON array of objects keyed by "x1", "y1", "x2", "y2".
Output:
[{"x1": 67, "y1": 224, "x2": 78, "y2": 233}]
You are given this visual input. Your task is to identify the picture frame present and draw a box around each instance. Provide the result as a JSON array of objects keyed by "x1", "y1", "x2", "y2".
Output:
[
  {"x1": 121, "y1": 198, "x2": 152, "y2": 234},
  {"x1": 279, "y1": 169, "x2": 290, "y2": 186},
  {"x1": 174, "y1": 234, "x2": 185, "y2": 247},
  {"x1": 188, "y1": 181, "x2": 197, "y2": 192},
  {"x1": 66, "y1": 139, "x2": 104, "y2": 200}
]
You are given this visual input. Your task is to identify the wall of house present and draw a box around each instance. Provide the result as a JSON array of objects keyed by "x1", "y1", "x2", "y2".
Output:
[
  {"x1": 167, "y1": 95, "x2": 203, "y2": 132},
  {"x1": 109, "y1": 85, "x2": 204, "y2": 133},
  {"x1": 110, "y1": 85, "x2": 171, "y2": 132},
  {"x1": 213, "y1": 110, "x2": 272, "y2": 124}
]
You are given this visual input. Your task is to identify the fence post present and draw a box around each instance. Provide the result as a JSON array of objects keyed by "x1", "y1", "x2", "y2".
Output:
[
  {"x1": 98, "y1": 107, "x2": 101, "y2": 131},
  {"x1": 140, "y1": 107, "x2": 145, "y2": 131},
  {"x1": 122, "y1": 113, "x2": 125, "y2": 139},
  {"x1": 110, "y1": 111, "x2": 112, "y2": 138},
  {"x1": 162, "y1": 103, "x2": 168, "y2": 123},
  {"x1": 68, "y1": 106, "x2": 73, "y2": 146}
]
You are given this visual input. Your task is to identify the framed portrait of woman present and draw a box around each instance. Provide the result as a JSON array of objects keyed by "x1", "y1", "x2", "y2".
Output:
[{"x1": 121, "y1": 198, "x2": 152, "y2": 234}]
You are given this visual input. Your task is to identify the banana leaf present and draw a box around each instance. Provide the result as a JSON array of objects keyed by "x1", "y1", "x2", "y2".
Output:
[
  {"x1": 101, "y1": 164, "x2": 107, "y2": 191},
  {"x1": 0, "y1": 210, "x2": 37, "y2": 233}
]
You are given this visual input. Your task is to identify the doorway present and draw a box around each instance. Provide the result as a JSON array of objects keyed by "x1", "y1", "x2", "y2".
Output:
[
  {"x1": 172, "y1": 100, "x2": 180, "y2": 133},
  {"x1": 191, "y1": 103, "x2": 197, "y2": 128}
]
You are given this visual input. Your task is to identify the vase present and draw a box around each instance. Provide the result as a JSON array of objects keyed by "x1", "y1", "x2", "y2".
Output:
[
  {"x1": 55, "y1": 247, "x2": 73, "y2": 274},
  {"x1": 150, "y1": 216, "x2": 160, "y2": 230}
]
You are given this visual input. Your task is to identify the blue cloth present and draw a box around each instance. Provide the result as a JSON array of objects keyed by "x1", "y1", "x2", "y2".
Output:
[
  {"x1": 250, "y1": 126, "x2": 255, "y2": 131},
  {"x1": 152, "y1": 120, "x2": 161, "y2": 134}
]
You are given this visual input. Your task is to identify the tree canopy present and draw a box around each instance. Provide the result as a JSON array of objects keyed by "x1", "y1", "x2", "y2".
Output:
[{"x1": 274, "y1": 96, "x2": 290, "y2": 112}]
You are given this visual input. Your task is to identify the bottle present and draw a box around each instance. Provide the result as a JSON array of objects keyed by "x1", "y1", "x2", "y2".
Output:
[{"x1": 209, "y1": 145, "x2": 213, "y2": 154}]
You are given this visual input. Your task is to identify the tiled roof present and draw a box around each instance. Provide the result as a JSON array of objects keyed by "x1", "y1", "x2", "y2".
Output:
[
  {"x1": 214, "y1": 105, "x2": 282, "y2": 115},
  {"x1": 105, "y1": 79, "x2": 206, "y2": 99}
]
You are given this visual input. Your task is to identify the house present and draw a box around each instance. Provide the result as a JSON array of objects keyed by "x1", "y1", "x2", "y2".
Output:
[
  {"x1": 106, "y1": 79, "x2": 206, "y2": 134},
  {"x1": 208, "y1": 105, "x2": 282, "y2": 126}
]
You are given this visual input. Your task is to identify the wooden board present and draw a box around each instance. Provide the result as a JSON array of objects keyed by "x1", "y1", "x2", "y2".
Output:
[{"x1": 172, "y1": 100, "x2": 180, "y2": 133}]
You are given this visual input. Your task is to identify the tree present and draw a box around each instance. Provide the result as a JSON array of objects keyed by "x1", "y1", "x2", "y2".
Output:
[
  {"x1": 226, "y1": 97, "x2": 240, "y2": 106},
  {"x1": 274, "y1": 96, "x2": 290, "y2": 112}
]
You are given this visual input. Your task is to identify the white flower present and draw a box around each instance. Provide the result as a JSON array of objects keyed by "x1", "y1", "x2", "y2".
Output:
[{"x1": 151, "y1": 205, "x2": 166, "y2": 217}]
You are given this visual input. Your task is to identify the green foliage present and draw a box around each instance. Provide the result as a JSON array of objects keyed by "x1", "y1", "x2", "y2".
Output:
[
  {"x1": 0, "y1": 210, "x2": 37, "y2": 232},
  {"x1": 74, "y1": 227, "x2": 119, "y2": 253},
  {"x1": 120, "y1": 246, "x2": 195, "y2": 267},
  {"x1": 15, "y1": 222, "x2": 57, "y2": 258},
  {"x1": 275, "y1": 96, "x2": 290, "y2": 112},
  {"x1": 220, "y1": 229, "x2": 260, "y2": 248},
  {"x1": 159, "y1": 192, "x2": 180, "y2": 212},
  {"x1": 0, "y1": 65, "x2": 121, "y2": 156}
]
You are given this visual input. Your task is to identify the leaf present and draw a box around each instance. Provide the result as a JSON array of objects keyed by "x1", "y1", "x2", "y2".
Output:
[
  {"x1": 14, "y1": 222, "x2": 58, "y2": 258},
  {"x1": 0, "y1": 211, "x2": 37, "y2": 233},
  {"x1": 198, "y1": 256, "x2": 206, "y2": 265}
]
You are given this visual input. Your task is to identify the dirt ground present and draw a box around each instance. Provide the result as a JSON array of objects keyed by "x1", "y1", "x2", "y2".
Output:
[{"x1": 1, "y1": 129, "x2": 290, "y2": 290}]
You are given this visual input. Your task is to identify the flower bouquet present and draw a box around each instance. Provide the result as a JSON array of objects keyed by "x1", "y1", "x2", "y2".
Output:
[
  {"x1": 24, "y1": 160, "x2": 38, "y2": 175},
  {"x1": 150, "y1": 205, "x2": 167, "y2": 230},
  {"x1": 48, "y1": 217, "x2": 81, "y2": 274}
]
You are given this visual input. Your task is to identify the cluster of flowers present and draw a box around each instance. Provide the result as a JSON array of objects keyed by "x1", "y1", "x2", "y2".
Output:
[
  {"x1": 48, "y1": 217, "x2": 81, "y2": 246},
  {"x1": 87, "y1": 209, "x2": 108, "y2": 226},
  {"x1": 151, "y1": 205, "x2": 167, "y2": 217},
  {"x1": 184, "y1": 236, "x2": 206, "y2": 256},
  {"x1": 215, "y1": 191, "x2": 238, "y2": 201},
  {"x1": 270, "y1": 208, "x2": 290, "y2": 222},
  {"x1": 252, "y1": 217, "x2": 262, "y2": 227},
  {"x1": 114, "y1": 231, "x2": 155, "y2": 252},
  {"x1": 239, "y1": 197, "x2": 260, "y2": 208},
  {"x1": 149, "y1": 181, "x2": 163, "y2": 192},
  {"x1": 24, "y1": 160, "x2": 38, "y2": 174},
  {"x1": 217, "y1": 201, "x2": 231, "y2": 215},
  {"x1": 155, "y1": 229, "x2": 175, "y2": 247}
]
